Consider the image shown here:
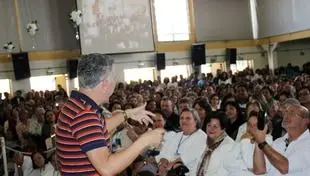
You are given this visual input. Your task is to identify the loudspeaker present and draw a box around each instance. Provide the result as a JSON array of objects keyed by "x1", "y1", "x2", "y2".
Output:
[
  {"x1": 191, "y1": 44, "x2": 206, "y2": 66},
  {"x1": 12, "y1": 52, "x2": 31, "y2": 80},
  {"x1": 156, "y1": 53, "x2": 165, "y2": 70},
  {"x1": 226, "y1": 48, "x2": 237, "y2": 64},
  {"x1": 67, "y1": 59, "x2": 79, "y2": 79}
]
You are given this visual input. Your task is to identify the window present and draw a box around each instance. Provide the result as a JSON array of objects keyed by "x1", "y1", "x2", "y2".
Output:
[
  {"x1": 154, "y1": 0, "x2": 190, "y2": 42},
  {"x1": 230, "y1": 60, "x2": 254, "y2": 73},
  {"x1": 30, "y1": 76, "x2": 56, "y2": 91},
  {"x1": 201, "y1": 64, "x2": 212, "y2": 74},
  {"x1": 237, "y1": 60, "x2": 254, "y2": 71},
  {"x1": 160, "y1": 65, "x2": 191, "y2": 82},
  {"x1": 73, "y1": 77, "x2": 79, "y2": 90},
  {"x1": 124, "y1": 67, "x2": 155, "y2": 83},
  {"x1": 0, "y1": 79, "x2": 11, "y2": 99},
  {"x1": 201, "y1": 63, "x2": 226, "y2": 76}
]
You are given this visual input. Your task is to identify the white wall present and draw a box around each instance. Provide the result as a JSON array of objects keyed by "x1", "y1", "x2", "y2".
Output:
[
  {"x1": 0, "y1": 46, "x2": 268, "y2": 92},
  {"x1": 206, "y1": 47, "x2": 267, "y2": 69},
  {"x1": 0, "y1": 58, "x2": 67, "y2": 93},
  {"x1": 113, "y1": 46, "x2": 267, "y2": 82},
  {"x1": 277, "y1": 40, "x2": 310, "y2": 68}
]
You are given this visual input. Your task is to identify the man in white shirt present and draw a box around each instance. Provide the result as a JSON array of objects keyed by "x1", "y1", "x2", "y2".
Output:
[{"x1": 249, "y1": 101, "x2": 310, "y2": 176}]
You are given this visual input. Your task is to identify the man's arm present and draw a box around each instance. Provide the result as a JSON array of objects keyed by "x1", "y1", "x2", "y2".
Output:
[
  {"x1": 86, "y1": 129, "x2": 164, "y2": 175},
  {"x1": 252, "y1": 144, "x2": 266, "y2": 174},
  {"x1": 250, "y1": 125, "x2": 289, "y2": 175},
  {"x1": 105, "y1": 104, "x2": 154, "y2": 132},
  {"x1": 105, "y1": 111, "x2": 126, "y2": 132},
  {"x1": 259, "y1": 143, "x2": 288, "y2": 174}
]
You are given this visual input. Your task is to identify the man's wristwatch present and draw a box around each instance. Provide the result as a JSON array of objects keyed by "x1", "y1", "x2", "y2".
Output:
[{"x1": 258, "y1": 141, "x2": 268, "y2": 150}]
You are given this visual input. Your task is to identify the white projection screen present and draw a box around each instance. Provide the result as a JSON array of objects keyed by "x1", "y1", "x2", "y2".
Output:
[{"x1": 77, "y1": 0, "x2": 154, "y2": 54}]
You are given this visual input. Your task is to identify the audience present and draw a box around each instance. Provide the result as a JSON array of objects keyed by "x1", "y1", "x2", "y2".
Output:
[{"x1": 0, "y1": 64, "x2": 310, "y2": 175}]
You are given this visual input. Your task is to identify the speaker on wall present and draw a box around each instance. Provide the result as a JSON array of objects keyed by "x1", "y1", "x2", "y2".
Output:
[
  {"x1": 12, "y1": 52, "x2": 31, "y2": 80},
  {"x1": 156, "y1": 53, "x2": 165, "y2": 70},
  {"x1": 226, "y1": 48, "x2": 237, "y2": 64},
  {"x1": 191, "y1": 44, "x2": 206, "y2": 66},
  {"x1": 67, "y1": 59, "x2": 79, "y2": 79}
]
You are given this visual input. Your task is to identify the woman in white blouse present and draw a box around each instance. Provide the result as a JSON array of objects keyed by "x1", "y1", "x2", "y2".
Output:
[
  {"x1": 230, "y1": 111, "x2": 273, "y2": 176},
  {"x1": 156, "y1": 108, "x2": 207, "y2": 176},
  {"x1": 31, "y1": 152, "x2": 59, "y2": 176},
  {"x1": 12, "y1": 151, "x2": 59, "y2": 176},
  {"x1": 196, "y1": 112, "x2": 235, "y2": 176},
  {"x1": 236, "y1": 100, "x2": 264, "y2": 142}
]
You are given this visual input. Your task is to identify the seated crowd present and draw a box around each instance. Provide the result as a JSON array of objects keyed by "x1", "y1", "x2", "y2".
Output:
[{"x1": 0, "y1": 64, "x2": 310, "y2": 176}]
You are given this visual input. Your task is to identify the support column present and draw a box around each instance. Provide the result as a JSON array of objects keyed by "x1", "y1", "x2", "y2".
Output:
[
  {"x1": 267, "y1": 43, "x2": 278, "y2": 73},
  {"x1": 259, "y1": 43, "x2": 278, "y2": 74}
]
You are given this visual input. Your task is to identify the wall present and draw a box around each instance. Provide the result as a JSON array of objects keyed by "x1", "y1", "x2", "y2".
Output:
[
  {"x1": 0, "y1": 58, "x2": 67, "y2": 92},
  {"x1": 0, "y1": 46, "x2": 267, "y2": 93},
  {"x1": 0, "y1": 0, "x2": 20, "y2": 53},
  {"x1": 0, "y1": 0, "x2": 79, "y2": 54},
  {"x1": 17, "y1": 0, "x2": 80, "y2": 51},
  {"x1": 257, "y1": 0, "x2": 310, "y2": 38},
  {"x1": 277, "y1": 39, "x2": 310, "y2": 68},
  {"x1": 6, "y1": 42, "x2": 310, "y2": 93},
  {"x1": 194, "y1": 0, "x2": 253, "y2": 41},
  {"x1": 112, "y1": 46, "x2": 267, "y2": 82}
]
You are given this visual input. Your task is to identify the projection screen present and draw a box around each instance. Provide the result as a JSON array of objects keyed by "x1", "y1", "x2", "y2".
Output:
[{"x1": 77, "y1": 0, "x2": 155, "y2": 54}]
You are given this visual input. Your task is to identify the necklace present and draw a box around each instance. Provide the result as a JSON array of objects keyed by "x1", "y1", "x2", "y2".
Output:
[{"x1": 175, "y1": 132, "x2": 195, "y2": 155}]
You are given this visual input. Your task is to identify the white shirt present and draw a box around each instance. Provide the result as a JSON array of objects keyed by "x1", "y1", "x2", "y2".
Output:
[
  {"x1": 156, "y1": 129, "x2": 207, "y2": 176},
  {"x1": 219, "y1": 78, "x2": 232, "y2": 85},
  {"x1": 230, "y1": 135, "x2": 273, "y2": 176},
  {"x1": 235, "y1": 123, "x2": 247, "y2": 142},
  {"x1": 111, "y1": 128, "x2": 133, "y2": 151},
  {"x1": 267, "y1": 130, "x2": 310, "y2": 176},
  {"x1": 167, "y1": 82, "x2": 178, "y2": 88},
  {"x1": 14, "y1": 156, "x2": 34, "y2": 176},
  {"x1": 14, "y1": 158, "x2": 58, "y2": 176},
  {"x1": 198, "y1": 135, "x2": 235, "y2": 176},
  {"x1": 38, "y1": 162, "x2": 59, "y2": 176}
]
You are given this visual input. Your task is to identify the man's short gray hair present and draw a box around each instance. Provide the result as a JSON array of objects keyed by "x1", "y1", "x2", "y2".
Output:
[{"x1": 78, "y1": 53, "x2": 113, "y2": 89}]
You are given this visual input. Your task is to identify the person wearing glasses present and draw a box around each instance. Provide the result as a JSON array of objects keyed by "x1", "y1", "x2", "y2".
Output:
[{"x1": 249, "y1": 100, "x2": 310, "y2": 175}]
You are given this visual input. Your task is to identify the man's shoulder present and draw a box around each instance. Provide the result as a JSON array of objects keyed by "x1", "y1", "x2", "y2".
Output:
[
  {"x1": 272, "y1": 134, "x2": 286, "y2": 148},
  {"x1": 60, "y1": 98, "x2": 92, "y2": 119}
]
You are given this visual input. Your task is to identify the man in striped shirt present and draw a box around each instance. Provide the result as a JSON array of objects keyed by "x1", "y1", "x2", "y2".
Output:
[{"x1": 56, "y1": 53, "x2": 164, "y2": 175}]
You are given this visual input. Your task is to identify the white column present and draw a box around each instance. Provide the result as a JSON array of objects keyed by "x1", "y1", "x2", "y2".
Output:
[
  {"x1": 267, "y1": 43, "x2": 278, "y2": 73},
  {"x1": 259, "y1": 43, "x2": 278, "y2": 73},
  {"x1": 1, "y1": 137, "x2": 8, "y2": 176}
]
